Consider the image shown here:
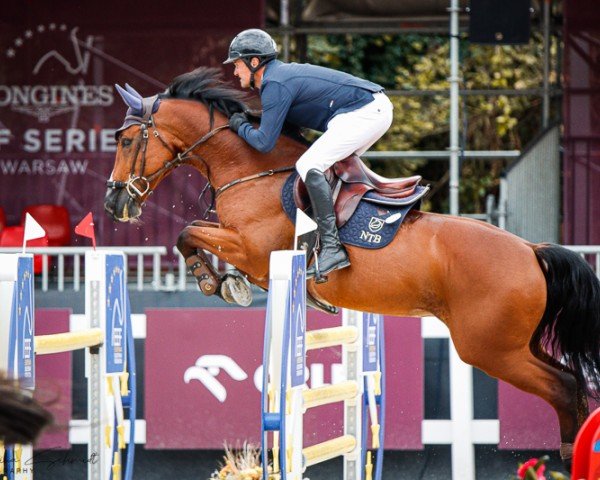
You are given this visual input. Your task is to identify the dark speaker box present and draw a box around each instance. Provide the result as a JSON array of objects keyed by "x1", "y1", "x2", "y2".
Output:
[{"x1": 469, "y1": 0, "x2": 531, "y2": 45}]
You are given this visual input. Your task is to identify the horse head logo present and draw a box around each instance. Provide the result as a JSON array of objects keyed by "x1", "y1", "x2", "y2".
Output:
[{"x1": 32, "y1": 27, "x2": 94, "y2": 76}]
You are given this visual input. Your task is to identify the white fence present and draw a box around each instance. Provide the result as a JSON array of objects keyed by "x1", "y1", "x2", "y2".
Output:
[
  {"x1": 0, "y1": 246, "x2": 166, "y2": 291},
  {"x1": 1, "y1": 244, "x2": 597, "y2": 293}
]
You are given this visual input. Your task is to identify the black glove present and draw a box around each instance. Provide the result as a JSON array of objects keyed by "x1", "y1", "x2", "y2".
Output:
[{"x1": 229, "y1": 112, "x2": 249, "y2": 133}]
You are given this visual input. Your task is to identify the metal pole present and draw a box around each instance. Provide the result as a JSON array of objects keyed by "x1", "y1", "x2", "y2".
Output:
[
  {"x1": 362, "y1": 150, "x2": 520, "y2": 160},
  {"x1": 448, "y1": 5, "x2": 474, "y2": 479},
  {"x1": 499, "y1": 178, "x2": 508, "y2": 230},
  {"x1": 542, "y1": 0, "x2": 551, "y2": 128},
  {"x1": 280, "y1": 0, "x2": 290, "y2": 62},
  {"x1": 449, "y1": 0, "x2": 460, "y2": 217}
]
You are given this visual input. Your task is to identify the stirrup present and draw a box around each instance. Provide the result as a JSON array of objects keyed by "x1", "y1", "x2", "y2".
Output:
[
  {"x1": 307, "y1": 246, "x2": 350, "y2": 284},
  {"x1": 306, "y1": 244, "x2": 328, "y2": 283},
  {"x1": 313, "y1": 251, "x2": 327, "y2": 284}
]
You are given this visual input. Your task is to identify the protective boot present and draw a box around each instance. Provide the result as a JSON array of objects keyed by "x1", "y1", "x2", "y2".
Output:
[{"x1": 304, "y1": 169, "x2": 350, "y2": 282}]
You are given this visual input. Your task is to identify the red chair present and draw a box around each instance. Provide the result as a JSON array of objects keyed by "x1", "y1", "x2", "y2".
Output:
[
  {"x1": 21, "y1": 205, "x2": 71, "y2": 246},
  {"x1": 0, "y1": 226, "x2": 50, "y2": 274}
]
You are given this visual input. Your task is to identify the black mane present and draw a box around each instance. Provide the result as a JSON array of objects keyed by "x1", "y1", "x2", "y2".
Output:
[
  {"x1": 161, "y1": 67, "x2": 310, "y2": 146},
  {"x1": 161, "y1": 67, "x2": 248, "y2": 117}
]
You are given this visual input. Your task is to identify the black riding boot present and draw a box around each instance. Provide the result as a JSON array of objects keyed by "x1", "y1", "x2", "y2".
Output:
[{"x1": 304, "y1": 169, "x2": 350, "y2": 282}]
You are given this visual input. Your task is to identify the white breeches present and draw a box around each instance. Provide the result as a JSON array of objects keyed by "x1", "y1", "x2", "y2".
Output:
[{"x1": 295, "y1": 92, "x2": 394, "y2": 181}]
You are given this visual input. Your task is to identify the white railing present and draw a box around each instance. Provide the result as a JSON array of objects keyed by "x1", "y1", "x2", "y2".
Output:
[
  {"x1": 0, "y1": 246, "x2": 167, "y2": 292},
  {"x1": 566, "y1": 245, "x2": 600, "y2": 276},
  {"x1": 2, "y1": 245, "x2": 598, "y2": 295}
]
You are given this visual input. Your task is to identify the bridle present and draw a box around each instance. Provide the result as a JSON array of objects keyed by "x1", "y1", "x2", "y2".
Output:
[
  {"x1": 107, "y1": 96, "x2": 294, "y2": 217},
  {"x1": 107, "y1": 98, "x2": 228, "y2": 201}
]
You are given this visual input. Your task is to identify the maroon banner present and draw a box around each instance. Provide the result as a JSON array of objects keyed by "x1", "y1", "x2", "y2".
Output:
[
  {"x1": 562, "y1": 0, "x2": 600, "y2": 244},
  {"x1": 381, "y1": 316, "x2": 423, "y2": 449},
  {"x1": 144, "y1": 308, "x2": 423, "y2": 450},
  {"x1": 34, "y1": 308, "x2": 72, "y2": 450},
  {"x1": 0, "y1": 2, "x2": 263, "y2": 252},
  {"x1": 498, "y1": 382, "x2": 559, "y2": 450}
]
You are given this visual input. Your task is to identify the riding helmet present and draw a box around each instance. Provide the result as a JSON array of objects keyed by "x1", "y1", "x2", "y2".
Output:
[{"x1": 223, "y1": 29, "x2": 278, "y2": 64}]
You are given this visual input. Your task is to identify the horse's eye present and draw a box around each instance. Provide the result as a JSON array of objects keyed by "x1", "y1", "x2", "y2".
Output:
[{"x1": 121, "y1": 138, "x2": 132, "y2": 148}]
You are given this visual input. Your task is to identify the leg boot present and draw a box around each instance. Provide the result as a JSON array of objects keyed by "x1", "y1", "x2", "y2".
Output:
[{"x1": 304, "y1": 169, "x2": 350, "y2": 281}]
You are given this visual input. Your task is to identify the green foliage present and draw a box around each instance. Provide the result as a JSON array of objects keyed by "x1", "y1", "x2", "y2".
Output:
[
  {"x1": 305, "y1": 33, "x2": 556, "y2": 213},
  {"x1": 307, "y1": 34, "x2": 418, "y2": 89}
]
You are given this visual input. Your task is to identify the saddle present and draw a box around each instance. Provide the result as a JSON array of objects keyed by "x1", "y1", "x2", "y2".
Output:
[{"x1": 294, "y1": 154, "x2": 422, "y2": 227}]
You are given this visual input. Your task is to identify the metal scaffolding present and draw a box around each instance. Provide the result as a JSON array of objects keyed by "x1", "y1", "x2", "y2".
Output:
[{"x1": 268, "y1": 0, "x2": 561, "y2": 216}]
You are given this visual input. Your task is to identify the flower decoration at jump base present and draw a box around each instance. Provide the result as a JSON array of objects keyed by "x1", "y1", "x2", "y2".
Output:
[
  {"x1": 518, "y1": 457, "x2": 547, "y2": 480},
  {"x1": 514, "y1": 456, "x2": 570, "y2": 480}
]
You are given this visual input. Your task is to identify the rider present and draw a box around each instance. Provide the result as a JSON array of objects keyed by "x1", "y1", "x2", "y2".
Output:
[{"x1": 224, "y1": 29, "x2": 393, "y2": 281}]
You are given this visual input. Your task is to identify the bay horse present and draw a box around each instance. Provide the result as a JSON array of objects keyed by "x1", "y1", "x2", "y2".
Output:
[{"x1": 104, "y1": 68, "x2": 600, "y2": 467}]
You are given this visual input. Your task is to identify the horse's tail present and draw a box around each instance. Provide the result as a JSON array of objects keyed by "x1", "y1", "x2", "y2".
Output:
[{"x1": 532, "y1": 243, "x2": 600, "y2": 399}]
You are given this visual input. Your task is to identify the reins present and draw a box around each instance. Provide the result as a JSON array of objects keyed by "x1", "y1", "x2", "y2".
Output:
[{"x1": 214, "y1": 166, "x2": 295, "y2": 199}]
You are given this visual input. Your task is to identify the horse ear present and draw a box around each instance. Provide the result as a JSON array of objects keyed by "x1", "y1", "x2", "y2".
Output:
[
  {"x1": 114, "y1": 84, "x2": 143, "y2": 111},
  {"x1": 125, "y1": 83, "x2": 143, "y2": 99}
]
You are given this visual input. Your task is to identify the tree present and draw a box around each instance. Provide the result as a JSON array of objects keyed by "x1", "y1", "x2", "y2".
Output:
[{"x1": 305, "y1": 33, "x2": 556, "y2": 213}]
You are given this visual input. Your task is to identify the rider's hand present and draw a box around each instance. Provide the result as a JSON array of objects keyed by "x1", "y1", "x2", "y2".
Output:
[{"x1": 229, "y1": 112, "x2": 249, "y2": 133}]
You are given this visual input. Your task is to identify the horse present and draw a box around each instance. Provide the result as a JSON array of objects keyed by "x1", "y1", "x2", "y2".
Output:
[{"x1": 104, "y1": 67, "x2": 600, "y2": 468}]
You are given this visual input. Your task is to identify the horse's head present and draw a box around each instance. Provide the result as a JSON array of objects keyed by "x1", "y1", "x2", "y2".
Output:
[
  {"x1": 105, "y1": 69, "x2": 252, "y2": 222},
  {"x1": 105, "y1": 68, "x2": 306, "y2": 223},
  {"x1": 105, "y1": 84, "x2": 182, "y2": 222}
]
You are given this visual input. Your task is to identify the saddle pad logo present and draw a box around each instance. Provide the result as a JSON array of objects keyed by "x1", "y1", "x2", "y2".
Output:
[{"x1": 368, "y1": 216, "x2": 385, "y2": 233}]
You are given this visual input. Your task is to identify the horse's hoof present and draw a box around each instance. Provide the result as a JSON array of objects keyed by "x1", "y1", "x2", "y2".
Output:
[
  {"x1": 220, "y1": 282, "x2": 236, "y2": 304},
  {"x1": 221, "y1": 274, "x2": 252, "y2": 307}
]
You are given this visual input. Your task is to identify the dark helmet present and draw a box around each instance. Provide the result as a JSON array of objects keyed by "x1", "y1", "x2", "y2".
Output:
[{"x1": 223, "y1": 29, "x2": 278, "y2": 65}]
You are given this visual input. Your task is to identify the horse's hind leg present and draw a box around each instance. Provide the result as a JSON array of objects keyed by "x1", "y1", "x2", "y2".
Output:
[
  {"x1": 481, "y1": 347, "x2": 580, "y2": 469},
  {"x1": 532, "y1": 349, "x2": 589, "y2": 463}
]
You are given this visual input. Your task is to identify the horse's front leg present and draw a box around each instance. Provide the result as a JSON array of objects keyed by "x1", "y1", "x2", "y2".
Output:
[
  {"x1": 180, "y1": 220, "x2": 225, "y2": 296},
  {"x1": 177, "y1": 224, "x2": 253, "y2": 306}
]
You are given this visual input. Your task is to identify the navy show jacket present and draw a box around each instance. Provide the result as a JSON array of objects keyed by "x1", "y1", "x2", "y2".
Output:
[{"x1": 237, "y1": 60, "x2": 383, "y2": 152}]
